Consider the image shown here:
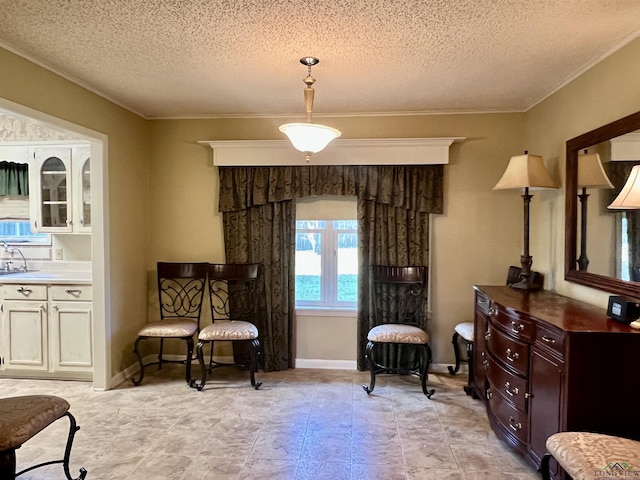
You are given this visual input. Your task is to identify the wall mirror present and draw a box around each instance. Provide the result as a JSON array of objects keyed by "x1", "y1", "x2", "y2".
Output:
[{"x1": 565, "y1": 110, "x2": 640, "y2": 298}]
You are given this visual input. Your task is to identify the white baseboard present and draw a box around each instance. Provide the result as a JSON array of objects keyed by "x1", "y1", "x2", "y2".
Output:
[{"x1": 295, "y1": 359, "x2": 358, "y2": 370}]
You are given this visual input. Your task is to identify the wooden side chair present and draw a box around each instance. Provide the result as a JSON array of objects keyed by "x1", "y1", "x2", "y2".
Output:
[
  {"x1": 131, "y1": 262, "x2": 208, "y2": 385},
  {"x1": 0, "y1": 395, "x2": 86, "y2": 479},
  {"x1": 190, "y1": 263, "x2": 263, "y2": 391},
  {"x1": 362, "y1": 265, "x2": 434, "y2": 398}
]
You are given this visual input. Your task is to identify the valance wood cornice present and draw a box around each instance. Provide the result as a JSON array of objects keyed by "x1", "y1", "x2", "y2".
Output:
[{"x1": 199, "y1": 137, "x2": 464, "y2": 166}]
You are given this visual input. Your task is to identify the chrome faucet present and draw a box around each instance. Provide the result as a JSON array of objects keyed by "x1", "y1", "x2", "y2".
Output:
[{"x1": 0, "y1": 241, "x2": 27, "y2": 272}]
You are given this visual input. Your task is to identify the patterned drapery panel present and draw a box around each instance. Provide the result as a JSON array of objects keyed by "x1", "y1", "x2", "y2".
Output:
[{"x1": 219, "y1": 165, "x2": 443, "y2": 371}]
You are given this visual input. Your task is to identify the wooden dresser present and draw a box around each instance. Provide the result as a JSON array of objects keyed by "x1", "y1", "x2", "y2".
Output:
[{"x1": 472, "y1": 285, "x2": 640, "y2": 478}]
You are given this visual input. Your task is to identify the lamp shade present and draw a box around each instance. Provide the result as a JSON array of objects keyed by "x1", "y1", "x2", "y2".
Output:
[
  {"x1": 279, "y1": 122, "x2": 341, "y2": 154},
  {"x1": 578, "y1": 153, "x2": 614, "y2": 189},
  {"x1": 609, "y1": 165, "x2": 640, "y2": 209},
  {"x1": 493, "y1": 153, "x2": 556, "y2": 190}
]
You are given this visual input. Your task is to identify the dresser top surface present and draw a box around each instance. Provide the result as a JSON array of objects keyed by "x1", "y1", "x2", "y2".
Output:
[{"x1": 474, "y1": 285, "x2": 639, "y2": 334}]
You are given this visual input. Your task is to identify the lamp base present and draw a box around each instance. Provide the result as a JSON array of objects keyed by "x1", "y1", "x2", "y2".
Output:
[{"x1": 509, "y1": 280, "x2": 541, "y2": 291}]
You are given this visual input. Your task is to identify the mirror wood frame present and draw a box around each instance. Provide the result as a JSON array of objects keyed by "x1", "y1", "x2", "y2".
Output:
[{"x1": 565, "y1": 110, "x2": 640, "y2": 298}]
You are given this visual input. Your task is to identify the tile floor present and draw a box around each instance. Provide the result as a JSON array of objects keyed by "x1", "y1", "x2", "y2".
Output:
[{"x1": 2, "y1": 366, "x2": 541, "y2": 480}]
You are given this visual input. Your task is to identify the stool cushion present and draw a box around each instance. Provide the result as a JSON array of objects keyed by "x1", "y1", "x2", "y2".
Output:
[
  {"x1": 137, "y1": 318, "x2": 198, "y2": 337},
  {"x1": 546, "y1": 432, "x2": 640, "y2": 480},
  {"x1": 0, "y1": 395, "x2": 69, "y2": 451},
  {"x1": 199, "y1": 321, "x2": 258, "y2": 341},
  {"x1": 367, "y1": 324, "x2": 429, "y2": 344},
  {"x1": 454, "y1": 322, "x2": 475, "y2": 342}
]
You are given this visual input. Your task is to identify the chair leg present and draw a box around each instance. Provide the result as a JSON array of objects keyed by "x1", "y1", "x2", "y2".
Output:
[
  {"x1": 447, "y1": 332, "x2": 461, "y2": 375},
  {"x1": 190, "y1": 341, "x2": 207, "y2": 391},
  {"x1": 158, "y1": 338, "x2": 164, "y2": 370},
  {"x1": 185, "y1": 336, "x2": 194, "y2": 385},
  {"x1": 249, "y1": 339, "x2": 263, "y2": 390},
  {"x1": 420, "y1": 344, "x2": 435, "y2": 398},
  {"x1": 463, "y1": 341, "x2": 477, "y2": 397},
  {"x1": 0, "y1": 449, "x2": 16, "y2": 479},
  {"x1": 540, "y1": 453, "x2": 552, "y2": 480},
  {"x1": 131, "y1": 336, "x2": 145, "y2": 386},
  {"x1": 14, "y1": 412, "x2": 87, "y2": 480},
  {"x1": 362, "y1": 341, "x2": 376, "y2": 394}
]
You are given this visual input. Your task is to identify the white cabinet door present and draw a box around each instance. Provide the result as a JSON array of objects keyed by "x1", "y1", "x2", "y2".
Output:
[
  {"x1": 30, "y1": 147, "x2": 73, "y2": 233},
  {"x1": 50, "y1": 301, "x2": 92, "y2": 371},
  {"x1": 1, "y1": 301, "x2": 48, "y2": 371},
  {"x1": 73, "y1": 147, "x2": 91, "y2": 233}
]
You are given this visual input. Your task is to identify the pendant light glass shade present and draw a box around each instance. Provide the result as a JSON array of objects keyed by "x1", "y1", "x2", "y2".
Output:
[{"x1": 278, "y1": 122, "x2": 341, "y2": 154}]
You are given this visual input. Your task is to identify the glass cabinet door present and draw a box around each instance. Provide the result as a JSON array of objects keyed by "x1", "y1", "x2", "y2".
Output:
[
  {"x1": 40, "y1": 156, "x2": 68, "y2": 228},
  {"x1": 81, "y1": 158, "x2": 91, "y2": 228}
]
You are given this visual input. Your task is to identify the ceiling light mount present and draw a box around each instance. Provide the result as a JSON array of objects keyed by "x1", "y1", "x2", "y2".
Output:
[{"x1": 279, "y1": 56, "x2": 341, "y2": 162}]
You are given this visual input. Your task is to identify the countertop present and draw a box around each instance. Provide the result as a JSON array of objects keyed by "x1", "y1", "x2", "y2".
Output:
[{"x1": 0, "y1": 270, "x2": 92, "y2": 284}]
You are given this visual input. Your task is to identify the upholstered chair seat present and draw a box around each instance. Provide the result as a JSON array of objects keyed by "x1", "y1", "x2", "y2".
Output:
[
  {"x1": 367, "y1": 324, "x2": 430, "y2": 344},
  {"x1": 0, "y1": 395, "x2": 86, "y2": 479},
  {"x1": 136, "y1": 318, "x2": 198, "y2": 338},
  {"x1": 541, "y1": 432, "x2": 640, "y2": 480},
  {"x1": 454, "y1": 321, "x2": 474, "y2": 342},
  {"x1": 199, "y1": 320, "x2": 258, "y2": 341}
]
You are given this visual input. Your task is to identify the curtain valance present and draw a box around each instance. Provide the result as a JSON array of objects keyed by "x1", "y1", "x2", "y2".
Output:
[
  {"x1": 0, "y1": 161, "x2": 29, "y2": 196},
  {"x1": 219, "y1": 165, "x2": 443, "y2": 214}
]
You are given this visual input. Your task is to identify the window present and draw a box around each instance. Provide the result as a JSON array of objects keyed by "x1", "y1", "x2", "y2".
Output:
[
  {"x1": 295, "y1": 220, "x2": 358, "y2": 309},
  {"x1": 0, "y1": 220, "x2": 49, "y2": 244}
]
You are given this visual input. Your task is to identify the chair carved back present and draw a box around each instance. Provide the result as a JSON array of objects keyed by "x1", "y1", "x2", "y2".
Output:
[
  {"x1": 208, "y1": 264, "x2": 261, "y2": 323},
  {"x1": 157, "y1": 262, "x2": 208, "y2": 322},
  {"x1": 371, "y1": 265, "x2": 427, "y2": 327}
]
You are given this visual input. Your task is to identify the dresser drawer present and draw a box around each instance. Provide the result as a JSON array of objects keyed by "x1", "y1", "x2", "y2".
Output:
[
  {"x1": 487, "y1": 386, "x2": 529, "y2": 444},
  {"x1": 2, "y1": 284, "x2": 47, "y2": 301},
  {"x1": 534, "y1": 323, "x2": 565, "y2": 359},
  {"x1": 50, "y1": 285, "x2": 92, "y2": 302},
  {"x1": 487, "y1": 323, "x2": 529, "y2": 376},
  {"x1": 486, "y1": 353, "x2": 528, "y2": 412},
  {"x1": 491, "y1": 305, "x2": 534, "y2": 342}
]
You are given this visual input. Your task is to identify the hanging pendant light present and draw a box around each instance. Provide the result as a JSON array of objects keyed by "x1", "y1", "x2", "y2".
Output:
[{"x1": 279, "y1": 57, "x2": 341, "y2": 162}]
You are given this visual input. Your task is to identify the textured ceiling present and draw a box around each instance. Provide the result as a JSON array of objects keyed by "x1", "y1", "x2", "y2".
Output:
[{"x1": 0, "y1": 1, "x2": 639, "y2": 119}]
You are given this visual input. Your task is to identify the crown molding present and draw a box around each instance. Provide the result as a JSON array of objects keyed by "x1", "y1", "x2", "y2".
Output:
[{"x1": 198, "y1": 137, "x2": 464, "y2": 166}]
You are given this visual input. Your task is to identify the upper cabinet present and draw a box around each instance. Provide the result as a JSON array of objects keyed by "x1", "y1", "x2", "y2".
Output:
[{"x1": 29, "y1": 145, "x2": 90, "y2": 234}]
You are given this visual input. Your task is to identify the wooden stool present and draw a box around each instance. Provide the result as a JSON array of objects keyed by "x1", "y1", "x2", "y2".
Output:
[
  {"x1": 541, "y1": 432, "x2": 640, "y2": 480},
  {"x1": 0, "y1": 395, "x2": 87, "y2": 479}
]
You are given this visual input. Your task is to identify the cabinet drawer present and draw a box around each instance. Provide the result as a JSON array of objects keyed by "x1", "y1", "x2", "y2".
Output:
[
  {"x1": 491, "y1": 305, "x2": 534, "y2": 341},
  {"x1": 486, "y1": 353, "x2": 528, "y2": 412},
  {"x1": 487, "y1": 323, "x2": 529, "y2": 376},
  {"x1": 476, "y1": 290, "x2": 490, "y2": 315},
  {"x1": 534, "y1": 323, "x2": 565, "y2": 359},
  {"x1": 50, "y1": 285, "x2": 92, "y2": 302},
  {"x1": 2, "y1": 284, "x2": 47, "y2": 301},
  {"x1": 487, "y1": 386, "x2": 529, "y2": 444}
]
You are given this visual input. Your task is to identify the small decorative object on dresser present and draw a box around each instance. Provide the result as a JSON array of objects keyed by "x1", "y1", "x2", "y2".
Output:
[{"x1": 470, "y1": 285, "x2": 640, "y2": 479}]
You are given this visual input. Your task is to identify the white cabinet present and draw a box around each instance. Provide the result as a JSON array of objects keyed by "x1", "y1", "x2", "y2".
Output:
[
  {"x1": 50, "y1": 285, "x2": 93, "y2": 371},
  {"x1": 29, "y1": 145, "x2": 91, "y2": 234},
  {"x1": 0, "y1": 283, "x2": 92, "y2": 379}
]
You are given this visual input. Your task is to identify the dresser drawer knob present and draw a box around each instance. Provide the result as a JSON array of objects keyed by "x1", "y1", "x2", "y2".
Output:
[
  {"x1": 484, "y1": 332, "x2": 491, "y2": 341},
  {"x1": 17, "y1": 286, "x2": 33, "y2": 295},
  {"x1": 509, "y1": 417, "x2": 522, "y2": 431},
  {"x1": 541, "y1": 335, "x2": 556, "y2": 344},
  {"x1": 506, "y1": 348, "x2": 520, "y2": 362},
  {"x1": 486, "y1": 388, "x2": 493, "y2": 400},
  {"x1": 511, "y1": 321, "x2": 525, "y2": 334},
  {"x1": 505, "y1": 382, "x2": 519, "y2": 396},
  {"x1": 483, "y1": 359, "x2": 489, "y2": 369},
  {"x1": 65, "y1": 289, "x2": 82, "y2": 295}
]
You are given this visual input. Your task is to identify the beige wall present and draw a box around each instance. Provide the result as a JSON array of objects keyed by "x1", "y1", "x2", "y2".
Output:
[
  {"x1": 526, "y1": 36, "x2": 640, "y2": 307},
  {"x1": 0, "y1": 47, "x2": 151, "y2": 383}
]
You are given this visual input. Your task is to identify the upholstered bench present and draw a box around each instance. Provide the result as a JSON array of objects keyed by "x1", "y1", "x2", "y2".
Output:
[
  {"x1": 0, "y1": 395, "x2": 87, "y2": 479},
  {"x1": 541, "y1": 432, "x2": 640, "y2": 480}
]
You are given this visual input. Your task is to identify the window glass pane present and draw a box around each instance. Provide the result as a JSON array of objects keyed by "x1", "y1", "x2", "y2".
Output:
[
  {"x1": 337, "y1": 232, "x2": 358, "y2": 302},
  {"x1": 295, "y1": 232, "x2": 322, "y2": 301},
  {"x1": 0, "y1": 221, "x2": 49, "y2": 244},
  {"x1": 334, "y1": 220, "x2": 357, "y2": 230},
  {"x1": 296, "y1": 220, "x2": 326, "y2": 229}
]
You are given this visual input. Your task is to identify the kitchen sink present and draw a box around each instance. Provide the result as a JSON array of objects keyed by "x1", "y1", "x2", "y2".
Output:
[{"x1": 0, "y1": 270, "x2": 38, "y2": 276}]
